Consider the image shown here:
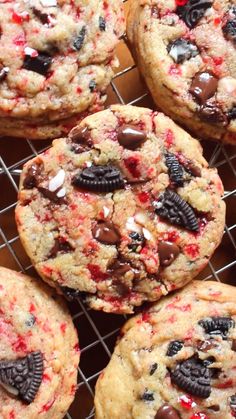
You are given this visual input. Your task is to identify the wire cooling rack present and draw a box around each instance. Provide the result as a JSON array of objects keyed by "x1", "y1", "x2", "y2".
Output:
[{"x1": 0, "y1": 1, "x2": 236, "y2": 417}]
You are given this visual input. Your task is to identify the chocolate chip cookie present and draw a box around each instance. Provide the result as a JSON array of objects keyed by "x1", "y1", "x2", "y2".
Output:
[
  {"x1": 127, "y1": 0, "x2": 236, "y2": 144},
  {"x1": 0, "y1": 267, "x2": 79, "y2": 418},
  {"x1": 95, "y1": 280, "x2": 236, "y2": 418},
  {"x1": 0, "y1": 0, "x2": 124, "y2": 139},
  {"x1": 16, "y1": 105, "x2": 225, "y2": 314}
]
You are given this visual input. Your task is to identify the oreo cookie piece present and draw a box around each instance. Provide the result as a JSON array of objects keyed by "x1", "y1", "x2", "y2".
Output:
[
  {"x1": 165, "y1": 152, "x2": 184, "y2": 186},
  {"x1": 170, "y1": 356, "x2": 211, "y2": 398},
  {"x1": 61, "y1": 286, "x2": 82, "y2": 301},
  {"x1": 23, "y1": 51, "x2": 52, "y2": 76},
  {"x1": 166, "y1": 340, "x2": 184, "y2": 357},
  {"x1": 230, "y1": 395, "x2": 236, "y2": 416},
  {"x1": 176, "y1": 0, "x2": 213, "y2": 29},
  {"x1": 199, "y1": 317, "x2": 235, "y2": 339},
  {"x1": 73, "y1": 26, "x2": 86, "y2": 51},
  {"x1": 72, "y1": 165, "x2": 125, "y2": 193},
  {"x1": 0, "y1": 352, "x2": 43, "y2": 404},
  {"x1": 153, "y1": 189, "x2": 199, "y2": 232},
  {"x1": 167, "y1": 38, "x2": 199, "y2": 64}
]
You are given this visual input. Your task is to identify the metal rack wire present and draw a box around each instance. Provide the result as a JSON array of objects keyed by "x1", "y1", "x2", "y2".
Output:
[{"x1": 0, "y1": 1, "x2": 236, "y2": 417}]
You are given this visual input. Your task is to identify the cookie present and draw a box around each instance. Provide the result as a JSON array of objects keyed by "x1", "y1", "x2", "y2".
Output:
[
  {"x1": 15, "y1": 105, "x2": 225, "y2": 314},
  {"x1": 127, "y1": 0, "x2": 236, "y2": 144},
  {"x1": 0, "y1": 267, "x2": 79, "y2": 418},
  {"x1": 0, "y1": 0, "x2": 124, "y2": 139},
  {"x1": 95, "y1": 280, "x2": 236, "y2": 419}
]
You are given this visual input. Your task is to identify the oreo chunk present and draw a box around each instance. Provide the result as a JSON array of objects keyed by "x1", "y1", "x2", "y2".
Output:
[
  {"x1": 128, "y1": 232, "x2": 145, "y2": 252},
  {"x1": 153, "y1": 189, "x2": 199, "y2": 232},
  {"x1": 0, "y1": 352, "x2": 43, "y2": 404},
  {"x1": 223, "y1": 8, "x2": 236, "y2": 43},
  {"x1": 141, "y1": 390, "x2": 155, "y2": 401},
  {"x1": 73, "y1": 26, "x2": 86, "y2": 51},
  {"x1": 165, "y1": 153, "x2": 184, "y2": 186},
  {"x1": 99, "y1": 16, "x2": 106, "y2": 31},
  {"x1": 23, "y1": 162, "x2": 43, "y2": 189},
  {"x1": 167, "y1": 38, "x2": 199, "y2": 64},
  {"x1": 89, "y1": 80, "x2": 96, "y2": 92},
  {"x1": 0, "y1": 65, "x2": 9, "y2": 82},
  {"x1": 61, "y1": 286, "x2": 81, "y2": 301},
  {"x1": 230, "y1": 395, "x2": 236, "y2": 416},
  {"x1": 23, "y1": 51, "x2": 52, "y2": 76},
  {"x1": 72, "y1": 165, "x2": 125, "y2": 193},
  {"x1": 199, "y1": 317, "x2": 235, "y2": 339},
  {"x1": 170, "y1": 356, "x2": 211, "y2": 398},
  {"x1": 166, "y1": 340, "x2": 184, "y2": 357},
  {"x1": 149, "y1": 363, "x2": 158, "y2": 375},
  {"x1": 228, "y1": 106, "x2": 236, "y2": 121},
  {"x1": 49, "y1": 238, "x2": 73, "y2": 258},
  {"x1": 176, "y1": 0, "x2": 213, "y2": 29}
]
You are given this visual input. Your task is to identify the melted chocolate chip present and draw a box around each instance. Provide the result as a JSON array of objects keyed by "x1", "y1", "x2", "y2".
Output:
[
  {"x1": 73, "y1": 26, "x2": 86, "y2": 51},
  {"x1": 72, "y1": 165, "x2": 125, "y2": 193},
  {"x1": 199, "y1": 102, "x2": 228, "y2": 125},
  {"x1": 23, "y1": 51, "x2": 52, "y2": 76},
  {"x1": 108, "y1": 259, "x2": 132, "y2": 277},
  {"x1": 150, "y1": 363, "x2": 158, "y2": 375},
  {"x1": 197, "y1": 339, "x2": 215, "y2": 352},
  {"x1": 69, "y1": 126, "x2": 92, "y2": 153},
  {"x1": 167, "y1": 38, "x2": 199, "y2": 64},
  {"x1": 209, "y1": 405, "x2": 220, "y2": 412},
  {"x1": 155, "y1": 404, "x2": 180, "y2": 419},
  {"x1": 23, "y1": 162, "x2": 43, "y2": 189},
  {"x1": 32, "y1": 7, "x2": 49, "y2": 24},
  {"x1": 38, "y1": 187, "x2": 65, "y2": 204},
  {"x1": 232, "y1": 340, "x2": 236, "y2": 351},
  {"x1": 117, "y1": 125, "x2": 147, "y2": 150},
  {"x1": 190, "y1": 72, "x2": 218, "y2": 105},
  {"x1": 176, "y1": 0, "x2": 213, "y2": 29},
  {"x1": 0, "y1": 352, "x2": 43, "y2": 404},
  {"x1": 158, "y1": 241, "x2": 180, "y2": 267},
  {"x1": 0, "y1": 65, "x2": 9, "y2": 82},
  {"x1": 92, "y1": 221, "x2": 120, "y2": 245},
  {"x1": 99, "y1": 16, "x2": 106, "y2": 31},
  {"x1": 184, "y1": 160, "x2": 202, "y2": 177},
  {"x1": 49, "y1": 238, "x2": 73, "y2": 258}
]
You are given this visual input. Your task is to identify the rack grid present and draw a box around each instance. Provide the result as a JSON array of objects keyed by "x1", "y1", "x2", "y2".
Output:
[{"x1": 0, "y1": 1, "x2": 236, "y2": 417}]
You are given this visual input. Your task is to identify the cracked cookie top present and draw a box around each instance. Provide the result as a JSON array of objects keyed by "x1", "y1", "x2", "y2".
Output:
[{"x1": 16, "y1": 105, "x2": 225, "y2": 313}]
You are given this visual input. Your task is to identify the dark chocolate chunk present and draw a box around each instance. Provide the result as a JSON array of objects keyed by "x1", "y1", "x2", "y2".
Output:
[
  {"x1": 141, "y1": 390, "x2": 154, "y2": 401},
  {"x1": 73, "y1": 26, "x2": 86, "y2": 51},
  {"x1": 128, "y1": 232, "x2": 145, "y2": 252},
  {"x1": 153, "y1": 189, "x2": 199, "y2": 232},
  {"x1": 176, "y1": 0, "x2": 213, "y2": 29},
  {"x1": 166, "y1": 340, "x2": 184, "y2": 357},
  {"x1": 89, "y1": 80, "x2": 97, "y2": 92},
  {"x1": 190, "y1": 72, "x2": 218, "y2": 105},
  {"x1": 170, "y1": 356, "x2": 211, "y2": 398},
  {"x1": 38, "y1": 187, "x2": 65, "y2": 203},
  {"x1": 167, "y1": 38, "x2": 199, "y2": 64},
  {"x1": 150, "y1": 363, "x2": 158, "y2": 375},
  {"x1": 49, "y1": 238, "x2": 73, "y2": 258},
  {"x1": 230, "y1": 395, "x2": 236, "y2": 416},
  {"x1": 32, "y1": 7, "x2": 49, "y2": 24},
  {"x1": 165, "y1": 152, "x2": 184, "y2": 186},
  {"x1": 232, "y1": 339, "x2": 236, "y2": 351},
  {"x1": 99, "y1": 16, "x2": 106, "y2": 31},
  {"x1": 69, "y1": 125, "x2": 92, "y2": 153},
  {"x1": 72, "y1": 165, "x2": 125, "y2": 193},
  {"x1": 108, "y1": 258, "x2": 132, "y2": 277},
  {"x1": 199, "y1": 317, "x2": 235, "y2": 339},
  {"x1": 61, "y1": 286, "x2": 81, "y2": 301},
  {"x1": 113, "y1": 279, "x2": 131, "y2": 297},
  {"x1": 0, "y1": 65, "x2": 9, "y2": 82},
  {"x1": 92, "y1": 221, "x2": 120, "y2": 245},
  {"x1": 158, "y1": 241, "x2": 180, "y2": 267},
  {"x1": 209, "y1": 404, "x2": 220, "y2": 412},
  {"x1": 117, "y1": 125, "x2": 147, "y2": 150},
  {"x1": 199, "y1": 102, "x2": 228, "y2": 125},
  {"x1": 155, "y1": 404, "x2": 180, "y2": 419},
  {"x1": 184, "y1": 160, "x2": 202, "y2": 177},
  {"x1": 23, "y1": 162, "x2": 43, "y2": 189},
  {"x1": 23, "y1": 51, "x2": 52, "y2": 76},
  {"x1": 0, "y1": 352, "x2": 43, "y2": 404},
  {"x1": 25, "y1": 314, "x2": 36, "y2": 328}
]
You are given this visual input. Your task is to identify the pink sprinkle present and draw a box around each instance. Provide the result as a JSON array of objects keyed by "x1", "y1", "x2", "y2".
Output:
[
  {"x1": 165, "y1": 129, "x2": 174, "y2": 148},
  {"x1": 179, "y1": 394, "x2": 196, "y2": 410},
  {"x1": 138, "y1": 191, "x2": 150, "y2": 203},
  {"x1": 184, "y1": 243, "x2": 199, "y2": 258},
  {"x1": 87, "y1": 264, "x2": 108, "y2": 282},
  {"x1": 12, "y1": 336, "x2": 27, "y2": 352},
  {"x1": 13, "y1": 33, "x2": 26, "y2": 46},
  {"x1": 60, "y1": 323, "x2": 67, "y2": 334},
  {"x1": 124, "y1": 156, "x2": 141, "y2": 178},
  {"x1": 40, "y1": 397, "x2": 55, "y2": 413},
  {"x1": 169, "y1": 64, "x2": 182, "y2": 76}
]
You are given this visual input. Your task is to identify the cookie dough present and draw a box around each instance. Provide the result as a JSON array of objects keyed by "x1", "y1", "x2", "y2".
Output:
[
  {"x1": 0, "y1": 0, "x2": 124, "y2": 139},
  {"x1": 127, "y1": 0, "x2": 236, "y2": 144},
  {"x1": 16, "y1": 105, "x2": 225, "y2": 314},
  {"x1": 95, "y1": 280, "x2": 236, "y2": 419},
  {"x1": 0, "y1": 267, "x2": 79, "y2": 418}
]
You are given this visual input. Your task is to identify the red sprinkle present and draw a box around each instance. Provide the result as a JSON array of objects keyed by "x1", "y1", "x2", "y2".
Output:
[
  {"x1": 42, "y1": 373, "x2": 51, "y2": 382},
  {"x1": 12, "y1": 336, "x2": 27, "y2": 352},
  {"x1": 29, "y1": 303, "x2": 36, "y2": 312},
  {"x1": 87, "y1": 264, "x2": 108, "y2": 282},
  {"x1": 77, "y1": 86, "x2": 82, "y2": 94},
  {"x1": 184, "y1": 243, "x2": 199, "y2": 258},
  {"x1": 13, "y1": 33, "x2": 26, "y2": 46},
  {"x1": 12, "y1": 10, "x2": 29, "y2": 24},
  {"x1": 60, "y1": 323, "x2": 67, "y2": 334},
  {"x1": 169, "y1": 64, "x2": 182, "y2": 76},
  {"x1": 124, "y1": 156, "x2": 141, "y2": 178},
  {"x1": 175, "y1": 0, "x2": 188, "y2": 5},
  {"x1": 179, "y1": 394, "x2": 196, "y2": 410},
  {"x1": 213, "y1": 56, "x2": 223, "y2": 66},
  {"x1": 138, "y1": 191, "x2": 150, "y2": 204},
  {"x1": 191, "y1": 414, "x2": 209, "y2": 419},
  {"x1": 165, "y1": 129, "x2": 174, "y2": 148},
  {"x1": 214, "y1": 17, "x2": 221, "y2": 26},
  {"x1": 9, "y1": 411, "x2": 15, "y2": 419},
  {"x1": 216, "y1": 379, "x2": 233, "y2": 389},
  {"x1": 40, "y1": 398, "x2": 55, "y2": 413}
]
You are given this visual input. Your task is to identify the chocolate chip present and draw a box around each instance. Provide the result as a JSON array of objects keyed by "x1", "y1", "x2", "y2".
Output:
[
  {"x1": 32, "y1": 7, "x2": 49, "y2": 24},
  {"x1": 158, "y1": 241, "x2": 180, "y2": 267},
  {"x1": 176, "y1": 0, "x2": 213, "y2": 29},
  {"x1": 92, "y1": 221, "x2": 120, "y2": 245},
  {"x1": 199, "y1": 102, "x2": 228, "y2": 125},
  {"x1": 209, "y1": 404, "x2": 220, "y2": 412},
  {"x1": 197, "y1": 339, "x2": 215, "y2": 351},
  {"x1": 72, "y1": 165, "x2": 125, "y2": 193},
  {"x1": 190, "y1": 72, "x2": 218, "y2": 105},
  {"x1": 23, "y1": 51, "x2": 52, "y2": 76},
  {"x1": 0, "y1": 351, "x2": 43, "y2": 404},
  {"x1": 150, "y1": 363, "x2": 158, "y2": 375},
  {"x1": 153, "y1": 189, "x2": 199, "y2": 232},
  {"x1": 165, "y1": 153, "x2": 184, "y2": 186},
  {"x1": 99, "y1": 16, "x2": 106, "y2": 31},
  {"x1": 167, "y1": 38, "x2": 199, "y2": 64},
  {"x1": 232, "y1": 340, "x2": 236, "y2": 351},
  {"x1": 128, "y1": 232, "x2": 145, "y2": 252},
  {"x1": 0, "y1": 65, "x2": 9, "y2": 82},
  {"x1": 108, "y1": 258, "x2": 132, "y2": 277},
  {"x1": 155, "y1": 404, "x2": 180, "y2": 419},
  {"x1": 141, "y1": 390, "x2": 154, "y2": 401},
  {"x1": 73, "y1": 26, "x2": 86, "y2": 51},
  {"x1": 38, "y1": 187, "x2": 65, "y2": 204},
  {"x1": 171, "y1": 356, "x2": 211, "y2": 398},
  {"x1": 199, "y1": 317, "x2": 235, "y2": 339},
  {"x1": 117, "y1": 125, "x2": 147, "y2": 150},
  {"x1": 166, "y1": 340, "x2": 184, "y2": 357},
  {"x1": 69, "y1": 126, "x2": 92, "y2": 153},
  {"x1": 89, "y1": 80, "x2": 96, "y2": 92},
  {"x1": 61, "y1": 286, "x2": 81, "y2": 301},
  {"x1": 23, "y1": 162, "x2": 43, "y2": 189},
  {"x1": 113, "y1": 279, "x2": 131, "y2": 297},
  {"x1": 49, "y1": 238, "x2": 73, "y2": 258}
]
